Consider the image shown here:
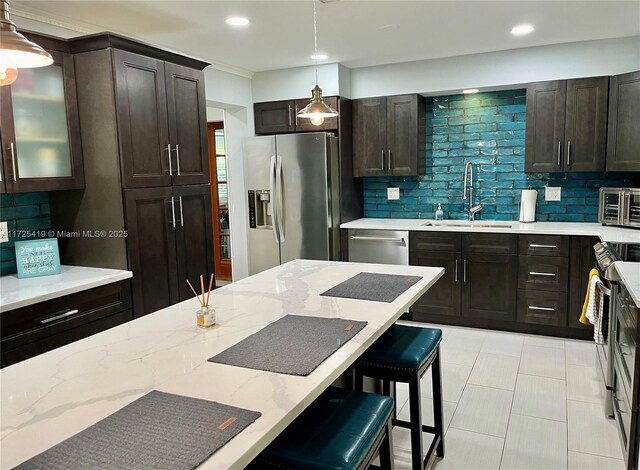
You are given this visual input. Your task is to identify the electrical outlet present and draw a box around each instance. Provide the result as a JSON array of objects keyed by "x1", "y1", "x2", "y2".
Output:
[
  {"x1": 387, "y1": 187, "x2": 400, "y2": 200},
  {"x1": 545, "y1": 186, "x2": 561, "y2": 201},
  {"x1": 0, "y1": 222, "x2": 8, "y2": 243}
]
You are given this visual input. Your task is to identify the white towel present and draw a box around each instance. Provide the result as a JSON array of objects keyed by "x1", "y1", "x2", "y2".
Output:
[{"x1": 586, "y1": 274, "x2": 605, "y2": 344}]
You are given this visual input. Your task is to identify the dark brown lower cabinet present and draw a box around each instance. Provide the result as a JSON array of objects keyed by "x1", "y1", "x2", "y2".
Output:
[
  {"x1": 518, "y1": 255, "x2": 569, "y2": 292},
  {"x1": 462, "y1": 253, "x2": 518, "y2": 321},
  {"x1": 517, "y1": 290, "x2": 568, "y2": 326},
  {"x1": 1, "y1": 281, "x2": 132, "y2": 368},
  {"x1": 568, "y1": 236, "x2": 600, "y2": 330},
  {"x1": 124, "y1": 184, "x2": 213, "y2": 317},
  {"x1": 410, "y1": 250, "x2": 461, "y2": 317}
]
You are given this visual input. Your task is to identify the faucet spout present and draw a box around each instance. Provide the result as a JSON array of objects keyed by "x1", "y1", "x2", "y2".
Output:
[{"x1": 464, "y1": 161, "x2": 482, "y2": 220}]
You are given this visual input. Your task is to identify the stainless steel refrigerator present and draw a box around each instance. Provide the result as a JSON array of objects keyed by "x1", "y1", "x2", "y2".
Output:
[{"x1": 244, "y1": 132, "x2": 341, "y2": 275}]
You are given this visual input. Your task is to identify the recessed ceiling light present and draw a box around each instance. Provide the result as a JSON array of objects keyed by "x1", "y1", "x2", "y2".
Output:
[
  {"x1": 511, "y1": 24, "x2": 534, "y2": 35},
  {"x1": 462, "y1": 89, "x2": 479, "y2": 94},
  {"x1": 310, "y1": 53, "x2": 328, "y2": 60},
  {"x1": 226, "y1": 17, "x2": 250, "y2": 26}
]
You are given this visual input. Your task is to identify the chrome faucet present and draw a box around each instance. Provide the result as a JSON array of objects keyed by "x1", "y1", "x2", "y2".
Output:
[{"x1": 463, "y1": 161, "x2": 483, "y2": 220}]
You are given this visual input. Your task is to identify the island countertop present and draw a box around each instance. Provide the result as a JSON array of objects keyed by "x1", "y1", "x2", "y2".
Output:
[
  {"x1": 0, "y1": 259, "x2": 444, "y2": 469},
  {"x1": 0, "y1": 265, "x2": 133, "y2": 312}
]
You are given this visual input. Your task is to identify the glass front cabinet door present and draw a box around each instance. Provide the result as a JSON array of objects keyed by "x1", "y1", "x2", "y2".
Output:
[{"x1": 0, "y1": 46, "x2": 84, "y2": 193}]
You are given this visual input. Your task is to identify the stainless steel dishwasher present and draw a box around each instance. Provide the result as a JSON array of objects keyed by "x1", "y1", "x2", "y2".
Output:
[{"x1": 348, "y1": 229, "x2": 409, "y2": 265}]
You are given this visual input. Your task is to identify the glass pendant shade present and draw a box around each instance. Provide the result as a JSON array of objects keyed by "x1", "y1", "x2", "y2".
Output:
[
  {"x1": 0, "y1": 0, "x2": 53, "y2": 86},
  {"x1": 297, "y1": 84, "x2": 338, "y2": 125}
]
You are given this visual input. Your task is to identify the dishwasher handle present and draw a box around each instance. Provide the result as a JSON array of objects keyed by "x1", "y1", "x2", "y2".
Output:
[{"x1": 350, "y1": 235, "x2": 406, "y2": 243}]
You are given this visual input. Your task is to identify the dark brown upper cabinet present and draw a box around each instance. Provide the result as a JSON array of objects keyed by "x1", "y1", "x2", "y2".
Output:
[
  {"x1": 525, "y1": 77, "x2": 608, "y2": 173},
  {"x1": 114, "y1": 50, "x2": 209, "y2": 188},
  {"x1": 253, "y1": 97, "x2": 339, "y2": 134},
  {"x1": 0, "y1": 41, "x2": 84, "y2": 193},
  {"x1": 353, "y1": 94, "x2": 425, "y2": 177},
  {"x1": 607, "y1": 71, "x2": 640, "y2": 172}
]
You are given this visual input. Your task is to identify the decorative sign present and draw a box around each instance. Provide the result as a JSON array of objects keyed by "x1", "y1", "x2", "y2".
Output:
[{"x1": 15, "y1": 238, "x2": 61, "y2": 278}]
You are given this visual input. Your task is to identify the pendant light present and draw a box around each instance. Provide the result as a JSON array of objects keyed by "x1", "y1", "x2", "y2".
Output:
[
  {"x1": 0, "y1": 0, "x2": 53, "y2": 86},
  {"x1": 297, "y1": 0, "x2": 338, "y2": 126}
]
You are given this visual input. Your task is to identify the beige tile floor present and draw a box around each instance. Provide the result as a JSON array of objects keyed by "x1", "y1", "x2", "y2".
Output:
[{"x1": 388, "y1": 321, "x2": 625, "y2": 470}]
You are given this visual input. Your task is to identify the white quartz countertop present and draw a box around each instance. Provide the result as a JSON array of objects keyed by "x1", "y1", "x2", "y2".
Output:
[
  {"x1": 615, "y1": 262, "x2": 640, "y2": 308},
  {"x1": 341, "y1": 218, "x2": 640, "y2": 244},
  {"x1": 0, "y1": 259, "x2": 443, "y2": 469},
  {"x1": 0, "y1": 265, "x2": 133, "y2": 312}
]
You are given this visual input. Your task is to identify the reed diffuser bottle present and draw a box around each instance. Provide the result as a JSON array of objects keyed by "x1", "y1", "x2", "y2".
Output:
[{"x1": 187, "y1": 274, "x2": 215, "y2": 328}]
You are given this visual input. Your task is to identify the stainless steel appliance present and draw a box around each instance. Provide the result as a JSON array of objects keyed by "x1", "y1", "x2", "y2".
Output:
[
  {"x1": 244, "y1": 133, "x2": 340, "y2": 275},
  {"x1": 347, "y1": 229, "x2": 409, "y2": 266},
  {"x1": 599, "y1": 188, "x2": 640, "y2": 228}
]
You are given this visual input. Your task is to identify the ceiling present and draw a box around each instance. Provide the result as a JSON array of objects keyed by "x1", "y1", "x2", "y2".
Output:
[{"x1": 12, "y1": 1, "x2": 640, "y2": 75}]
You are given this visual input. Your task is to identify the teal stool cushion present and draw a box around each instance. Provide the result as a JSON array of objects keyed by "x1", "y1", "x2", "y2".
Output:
[
  {"x1": 359, "y1": 325, "x2": 442, "y2": 371},
  {"x1": 258, "y1": 387, "x2": 393, "y2": 470}
]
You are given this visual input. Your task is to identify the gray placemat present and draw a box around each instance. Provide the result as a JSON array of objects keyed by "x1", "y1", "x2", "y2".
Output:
[
  {"x1": 15, "y1": 391, "x2": 261, "y2": 470},
  {"x1": 208, "y1": 314, "x2": 367, "y2": 376},
  {"x1": 320, "y1": 272, "x2": 423, "y2": 303}
]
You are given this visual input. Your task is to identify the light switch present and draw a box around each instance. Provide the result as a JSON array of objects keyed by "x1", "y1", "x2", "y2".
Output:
[
  {"x1": 545, "y1": 187, "x2": 561, "y2": 201},
  {"x1": 0, "y1": 222, "x2": 8, "y2": 243},
  {"x1": 387, "y1": 187, "x2": 400, "y2": 200}
]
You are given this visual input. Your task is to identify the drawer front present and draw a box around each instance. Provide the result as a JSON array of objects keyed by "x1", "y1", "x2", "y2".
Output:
[
  {"x1": 1, "y1": 281, "x2": 132, "y2": 344},
  {"x1": 613, "y1": 359, "x2": 632, "y2": 454},
  {"x1": 517, "y1": 289, "x2": 568, "y2": 326},
  {"x1": 462, "y1": 233, "x2": 517, "y2": 254},
  {"x1": 1, "y1": 309, "x2": 133, "y2": 368},
  {"x1": 615, "y1": 301, "x2": 637, "y2": 401},
  {"x1": 519, "y1": 235, "x2": 569, "y2": 257},
  {"x1": 518, "y1": 256, "x2": 569, "y2": 292},
  {"x1": 618, "y1": 284, "x2": 638, "y2": 331},
  {"x1": 410, "y1": 231, "x2": 461, "y2": 252}
]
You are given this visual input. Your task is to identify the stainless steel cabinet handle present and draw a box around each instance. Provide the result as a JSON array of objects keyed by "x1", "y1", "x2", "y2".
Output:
[
  {"x1": 9, "y1": 142, "x2": 17, "y2": 181},
  {"x1": 381, "y1": 149, "x2": 385, "y2": 171},
  {"x1": 41, "y1": 309, "x2": 80, "y2": 324},
  {"x1": 294, "y1": 104, "x2": 298, "y2": 124},
  {"x1": 288, "y1": 105, "x2": 292, "y2": 127},
  {"x1": 388, "y1": 149, "x2": 392, "y2": 171},
  {"x1": 175, "y1": 144, "x2": 181, "y2": 175},
  {"x1": 170, "y1": 196, "x2": 176, "y2": 229},
  {"x1": 530, "y1": 271, "x2": 556, "y2": 277},
  {"x1": 165, "y1": 144, "x2": 173, "y2": 175},
  {"x1": 530, "y1": 244, "x2": 557, "y2": 249},
  {"x1": 557, "y1": 141, "x2": 561, "y2": 166},
  {"x1": 528, "y1": 305, "x2": 555, "y2": 311},
  {"x1": 566, "y1": 140, "x2": 571, "y2": 166},
  {"x1": 179, "y1": 196, "x2": 184, "y2": 227},
  {"x1": 463, "y1": 259, "x2": 467, "y2": 283},
  {"x1": 455, "y1": 259, "x2": 459, "y2": 283},
  {"x1": 350, "y1": 236, "x2": 405, "y2": 243}
]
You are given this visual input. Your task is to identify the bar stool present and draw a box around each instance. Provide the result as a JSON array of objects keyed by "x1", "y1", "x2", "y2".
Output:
[
  {"x1": 354, "y1": 325, "x2": 444, "y2": 470},
  {"x1": 253, "y1": 386, "x2": 395, "y2": 469}
]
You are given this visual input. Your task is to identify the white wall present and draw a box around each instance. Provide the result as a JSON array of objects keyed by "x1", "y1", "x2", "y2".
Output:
[
  {"x1": 350, "y1": 36, "x2": 640, "y2": 98},
  {"x1": 251, "y1": 63, "x2": 340, "y2": 102}
]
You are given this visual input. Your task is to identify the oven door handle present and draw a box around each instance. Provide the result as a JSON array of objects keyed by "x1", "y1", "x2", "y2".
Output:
[{"x1": 596, "y1": 280, "x2": 611, "y2": 297}]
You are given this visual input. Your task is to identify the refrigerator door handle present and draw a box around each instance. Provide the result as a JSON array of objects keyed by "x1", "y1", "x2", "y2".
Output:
[
  {"x1": 269, "y1": 155, "x2": 279, "y2": 243},
  {"x1": 275, "y1": 155, "x2": 285, "y2": 242}
]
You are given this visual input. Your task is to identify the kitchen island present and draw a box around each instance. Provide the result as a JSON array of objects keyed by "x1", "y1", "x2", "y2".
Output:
[{"x1": 0, "y1": 259, "x2": 443, "y2": 469}]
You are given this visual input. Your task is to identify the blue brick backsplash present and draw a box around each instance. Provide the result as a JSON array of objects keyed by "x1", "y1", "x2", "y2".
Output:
[
  {"x1": 363, "y1": 90, "x2": 640, "y2": 221},
  {"x1": 0, "y1": 192, "x2": 52, "y2": 276}
]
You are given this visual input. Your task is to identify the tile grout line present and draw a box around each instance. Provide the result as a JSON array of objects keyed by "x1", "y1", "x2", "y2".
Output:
[{"x1": 497, "y1": 340, "x2": 523, "y2": 470}]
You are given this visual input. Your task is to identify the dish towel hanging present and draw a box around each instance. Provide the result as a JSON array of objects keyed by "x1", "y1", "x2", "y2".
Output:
[{"x1": 581, "y1": 269, "x2": 605, "y2": 344}]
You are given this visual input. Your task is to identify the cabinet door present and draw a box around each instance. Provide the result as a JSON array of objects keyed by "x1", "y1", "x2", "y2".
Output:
[
  {"x1": 254, "y1": 101, "x2": 295, "y2": 134},
  {"x1": 165, "y1": 63, "x2": 210, "y2": 185},
  {"x1": 607, "y1": 71, "x2": 640, "y2": 172},
  {"x1": 525, "y1": 81, "x2": 566, "y2": 173},
  {"x1": 0, "y1": 49, "x2": 84, "y2": 192},
  {"x1": 124, "y1": 187, "x2": 179, "y2": 317},
  {"x1": 353, "y1": 97, "x2": 387, "y2": 177},
  {"x1": 410, "y1": 250, "x2": 461, "y2": 317},
  {"x1": 113, "y1": 50, "x2": 171, "y2": 188},
  {"x1": 564, "y1": 77, "x2": 608, "y2": 172},
  {"x1": 462, "y1": 253, "x2": 517, "y2": 321},
  {"x1": 173, "y1": 184, "x2": 214, "y2": 302},
  {"x1": 294, "y1": 97, "x2": 339, "y2": 132},
  {"x1": 568, "y1": 236, "x2": 599, "y2": 329},
  {"x1": 387, "y1": 94, "x2": 419, "y2": 176}
]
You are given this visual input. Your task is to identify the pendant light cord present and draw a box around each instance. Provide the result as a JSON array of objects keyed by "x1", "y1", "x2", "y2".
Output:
[{"x1": 313, "y1": 0, "x2": 318, "y2": 86}]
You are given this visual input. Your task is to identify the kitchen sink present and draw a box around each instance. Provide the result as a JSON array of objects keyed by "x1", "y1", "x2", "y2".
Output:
[{"x1": 422, "y1": 221, "x2": 513, "y2": 228}]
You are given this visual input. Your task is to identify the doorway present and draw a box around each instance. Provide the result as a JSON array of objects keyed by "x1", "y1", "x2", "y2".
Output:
[{"x1": 207, "y1": 121, "x2": 232, "y2": 281}]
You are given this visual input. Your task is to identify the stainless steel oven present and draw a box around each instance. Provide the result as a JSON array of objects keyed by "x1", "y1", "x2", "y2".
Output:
[{"x1": 599, "y1": 188, "x2": 640, "y2": 228}]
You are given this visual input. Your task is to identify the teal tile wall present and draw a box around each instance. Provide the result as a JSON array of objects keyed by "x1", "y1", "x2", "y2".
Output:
[
  {"x1": 363, "y1": 90, "x2": 640, "y2": 221},
  {"x1": 0, "y1": 192, "x2": 52, "y2": 275}
]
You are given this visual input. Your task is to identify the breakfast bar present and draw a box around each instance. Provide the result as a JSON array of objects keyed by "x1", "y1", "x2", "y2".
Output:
[{"x1": 1, "y1": 259, "x2": 444, "y2": 469}]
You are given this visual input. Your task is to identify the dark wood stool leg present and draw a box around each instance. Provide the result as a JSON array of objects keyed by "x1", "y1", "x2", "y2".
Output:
[
  {"x1": 432, "y1": 348, "x2": 445, "y2": 458},
  {"x1": 379, "y1": 417, "x2": 395, "y2": 470},
  {"x1": 408, "y1": 373, "x2": 424, "y2": 470}
]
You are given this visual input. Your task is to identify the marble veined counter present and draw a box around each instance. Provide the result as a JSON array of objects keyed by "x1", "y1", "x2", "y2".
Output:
[
  {"x1": 341, "y1": 218, "x2": 640, "y2": 244},
  {"x1": 0, "y1": 259, "x2": 444, "y2": 469},
  {"x1": 0, "y1": 265, "x2": 133, "y2": 312}
]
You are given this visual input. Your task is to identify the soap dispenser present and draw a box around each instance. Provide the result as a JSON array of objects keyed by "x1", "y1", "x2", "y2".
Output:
[{"x1": 435, "y1": 203, "x2": 444, "y2": 221}]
